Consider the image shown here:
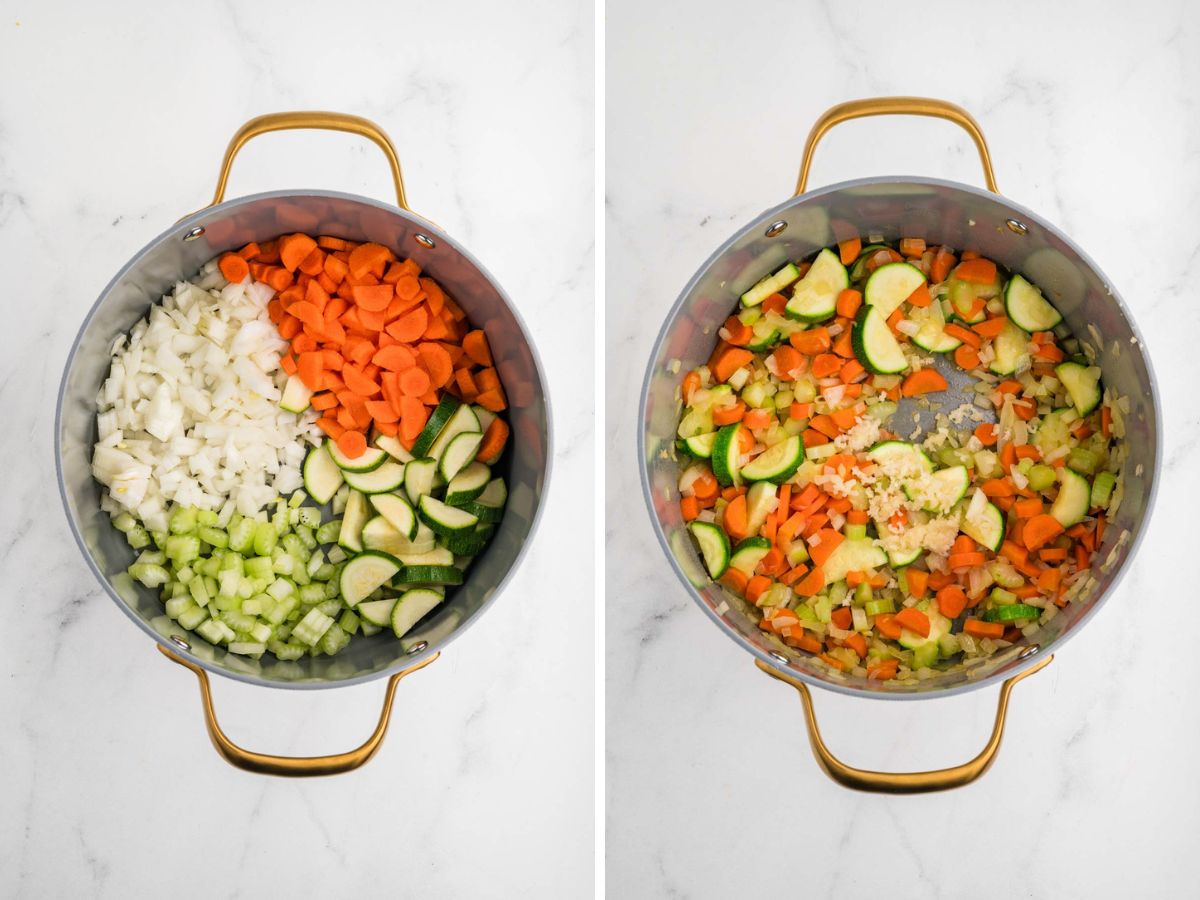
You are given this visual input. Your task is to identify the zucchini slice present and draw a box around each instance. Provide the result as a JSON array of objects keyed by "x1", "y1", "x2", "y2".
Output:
[
  {"x1": 785, "y1": 249, "x2": 847, "y2": 322},
  {"x1": 852, "y1": 305, "x2": 907, "y2": 374},
  {"x1": 356, "y1": 597, "x2": 398, "y2": 627},
  {"x1": 947, "y1": 278, "x2": 988, "y2": 324},
  {"x1": 729, "y1": 536, "x2": 771, "y2": 576},
  {"x1": 342, "y1": 460, "x2": 407, "y2": 494},
  {"x1": 340, "y1": 550, "x2": 402, "y2": 607},
  {"x1": 428, "y1": 404, "x2": 481, "y2": 462},
  {"x1": 329, "y1": 442, "x2": 388, "y2": 473},
  {"x1": 444, "y1": 462, "x2": 491, "y2": 506},
  {"x1": 302, "y1": 442, "x2": 344, "y2": 505},
  {"x1": 710, "y1": 423, "x2": 744, "y2": 487},
  {"x1": 394, "y1": 565, "x2": 464, "y2": 586},
  {"x1": 989, "y1": 320, "x2": 1032, "y2": 376},
  {"x1": 740, "y1": 262, "x2": 800, "y2": 308},
  {"x1": 682, "y1": 432, "x2": 716, "y2": 459},
  {"x1": 865, "y1": 262, "x2": 926, "y2": 319},
  {"x1": 688, "y1": 521, "x2": 730, "y2": 579},
  {"x1": 1055, "y1": 361, "x2": 1101, "y2": 416},
  {"x1": 412, "y1": 396, "x2": 460, "y2": 457},
  {"x1": 452, "y1": 477, "x2": 507, "y2": 523},
  {"x1": 373, "y1": 433, "x2": 414, "y2": 463},
  {"x1": 418, "y1": 495, "x2": 480, "y2": 536},
  {"x1": 369, "y1": 493, "x2": 418, "y2": 540},
  {"x1": 1004, "y1": 274, "x2": 1062, "y2": 332},
  {"x1": 391, "y1": 587, "x2": 445, "y2": 638},
  {"x1": 1051, "y1": 467, "x2": 1091, "y2": 527},
  {"x1": 867, "y1": 440, "x2": 934, "y2": 473},
  {"x1": 821, "y1": 537, "x2": 888, "y2": 584},
  {"x1": 362, "y1": 515, "x2": 426, "y2": 557},
  {"x1": 404, "y1": 458, "x2": 439, "y2": 504},
  {"x1": 279, "y1": 374, "x2": 314, "y2": 414},
  {"x1": 740, "y1": 435, "x2": 804, "y2": 484},
  {"x1": 438, "y1": 430, "x2": 483, "y2": 482},
  {"x1": 908, "y1": 295, "x2": 962, "y2": 353},
  {"x1": 338, "y1": 490, "x2": 370, "y2": 553},
  {"x1": 961, "y1": 499, "x2": 1004, "y2": 552}
]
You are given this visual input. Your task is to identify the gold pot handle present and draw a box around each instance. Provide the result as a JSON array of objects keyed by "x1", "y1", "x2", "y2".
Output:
[
  {"x1": 756, "y1": 652, "x2": 1052, "y2": 793},
  {"x1": 159, "y1": 644, "x2": 437, "y2": 777},
  {"x1": 795, "y1": 96, "x2": 999, "y2": 196},
  {"x1": 211, "y1": 111, "x2": 411, "y2": 211}
]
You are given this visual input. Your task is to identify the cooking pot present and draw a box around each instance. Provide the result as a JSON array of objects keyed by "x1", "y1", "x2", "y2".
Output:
[
  {"x1": 57, "y1": 112, "x2": 551, "y2": 776},
  {"x1": 639, "y1": 98, "x2": 1158, "y2": 793}
]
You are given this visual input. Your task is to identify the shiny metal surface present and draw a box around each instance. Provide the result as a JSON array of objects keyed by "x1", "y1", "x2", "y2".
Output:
[
  {"x1": 640, "y1": 175, "x2": 1160, "y2": 700},
  {"x1": 57, "y1": 190, "x2": 551, "y2": 689}
]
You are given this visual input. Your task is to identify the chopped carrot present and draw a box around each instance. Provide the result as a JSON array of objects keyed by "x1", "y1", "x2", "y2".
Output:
[
  {"x1": 964, "y1": 618, "x2": 1004, "y2": 639},
  {"x1": 279, "y1": 233, "x2": 318, "y2": 272},
  {"x1": 906, "y1": 283, "x2": 933, "y2": 308},
  {"x1": 712, "y1": 402, "x2": 746, "y2": 426},
  {"x1": 723, "y1": 494, "x2": 749, "y2": 541},
  {"x1": 218, "y1": 253, "x2": 249, "y2": 283},
  {"x1": 937, "y1": 586, "x2": 967, "y2": 619},
  {"x1": 712, "y1": 346, "x2": 754, "y2": 383},
  {"x1": 954, "y1": 345, "x2": 982, "y2": 370},
  {"x1": 811, "y1": 353, "x2": 842, "y2": 378},
  {"x1": 874, "y1": 614, "x2": 902, "y2": 640},
  {"x1": 836, "y1": 289, "x2": 862, "y2": 318},
  {"x1": 793, "y1": 566, "x2": 826, "y2": 597},
  {"x1": 838, "y1": 237, "x2": 862, "y2": 265},
  {"x1": 954, "y1": 258, "x2": 997, "y2": 284},
  {"x1": 347, "y1": 242, "x2": 392, "y2": 279},
  {"x1": 904, "y1": 568, "x2": 929, "y2": 599},
  {"x1": 948, "y1": 551, "x2": 986, "y2": 570},
  {"x1": 930, "y1": 246, "x2": 956, "y2": 283},
  {"x1": 1023, "y1": 514, "x2": 1064, "y2": 551},
  {"x1": 745, "y1": 576, "x2": 772, "y2": 605},
  {"x1": 894, "y1": 608, "x2": 930, "y2": 637},
  {"x1": 972, "y1": 317, "x2": 1010, "y2": 339},
  {"x1": 335, "y1": 430, "x2": 367, "y2": 459},
  {"x1": 790, "y1": 328, "x2": 832, "y2": 355},
  {"x1": 807, "y1": 529, "x2": 844, "y2": 567},
  {"x1": 901, "y1": 368, "x2": 948, "y2": 397},
  {"x1": 463, "y1": 330, "x2": 493, "y2": 367},
  {"x1": 297, "y1": 351, "x2": 325, "y2": 390}
]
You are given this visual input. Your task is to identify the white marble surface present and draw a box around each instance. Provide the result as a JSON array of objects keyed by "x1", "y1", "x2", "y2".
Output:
[
  {"x1": 607, "y1": 1, "x2": 1200, "y2": 897},
  {"x1": 0, "y1": 1, "x2": 593, "y2": 897}
]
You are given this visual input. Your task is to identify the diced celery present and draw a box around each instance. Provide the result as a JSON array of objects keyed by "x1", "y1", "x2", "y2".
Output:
[
  {"x1": 113, "y1": 512, "x2": 138, "y2": 533},
  {"x1": 188, "y1": 576, "x2": 210, "y2": 607},
  {"x1": 316, "y1": 599, "x2": 343, "y2": 618},
  {"x1": 136, "y1": 549, "x2": 167, "y2": 566},
  {"x1": 175, "y1": 565, "x2": 194, "y2": 584},
  {"x1": 241, "y1": 595, "x2": 265, "y2": 616},
  {"x1": 197, "y1": 509, "x2": 220, "y2": 527},
  {"x1": 1091, "y1": 472, "x2": 1116, "y2": 509},
  {"x1": 990, "y1": 588, "x2": 1017, "y2": 605},
  {"x1": 129, "y1": 562, "x2": 171, "y2": 588},
  {"x1": 178, "y1": 605, "x2": 209, "y2": 630},
  {"x1": 267, "y1": 578, "x2": 295, "y2": 601},
  {"x1": 853, "y1": 582, "x2": 873, "y2": 604},
  {"x1": 196, "y1": 618, "x2": 235, "y2": 644},
  {"x1": 299, "y1": 583, "x2": 326, "y2": 605},
  {"x1": 327, "y1": 546, "x2": 347, "y2": 564},
  {"x1": 324, "y1": 579, "x2": 341, "y2": 600},
  {"x1": 314, "y1": 563, "x2": 336, "y2": 582},
  {"x1": 339, "y1": 610, "x2": 360, "y2": 635},
  {"x1": 220, "y1": 552, "x2": 244, "y2": 574},
  {"x1": 867, "y1": 400, "x2": 897, "y2": 423},
  {"x1": 828, "y1": 581, "x2": 848, "y2": 607},
  {"x1": 165, "y1": 596, "x2": 194, "y2": 619},
  {"x1": 248, "y1": 622, "x2": 273, "y2": 643},
  {"x1": 229, "y1": 641, "x2": 266, "y2": 657},
  {"x1": 306, "y1": 551, "x2": 325, "y2": 577},
  {"x1": 245, "y1": 556, "x2": 274, "y2": 580},
  {"x1": 360, "y1": 621, "x2": 382, "y2": 637},
  {"x1": 198, "y1": 526, "x2": 229, "y2": 549},
  {"x1": 316, "y1": 520, "x2": 342, "y2": 544},
  {"x1": 271, "y1": 549, "x2": 295, "y2": 576},
  {"x1": 265, "y1": 595, "x2": 297, "y2": 625},
  {"x1": 1067, "y1": 448, "x2": 1101, "y2": 475},
  {"x1": 212, "y1": 592, "x2": 241, "y2": 612},
  {"x1": 864, "y1": 597, "x2": 895, "y2": 616},
  {"x1": 125, "y1": 526, "x2": 151, "y2": 549},
  {"x1": 164, "y1": 535, "x2": 201, "y2": 565},
  {"x1": 228, "y1": 517, "x2": 255, "y2": 553},
  {"x1": 1027, "y1": 464, "x2": 1057, "y2": 492},
  {"x1": 281, "y1": 533, "x2": 305, "y2": 559},
  {"x1": 253, "y1": 521, "x2": 278, "y2": 556},
  {"x1": 169, "y1": 506, "x2": 198, "y2": 535},
  {"x1": 271, "y1": 641, "x2": 307, "y2": 661},
  {"x1": 813, "y1": 595, "x2": 833, "y2": 624},
  {"x1": 220, "y1": 609, "x2": 257, "y2": 634},
  {"x1": 293, "y1": 608, "x2": 335, "y2": 645},
  {"x1": 320, "y1": 623, "x2": 351, "y2": 656},
  {"x1": 844, "y1": 524, "x2": 867, "y2": 541},
  {"x1": 296, "y1": 523, "x2": 317, "y2": 549}
]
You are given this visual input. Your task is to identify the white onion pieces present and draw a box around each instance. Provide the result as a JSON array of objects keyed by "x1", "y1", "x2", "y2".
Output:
[{"x1": 92, "y1": 260, "x2": 320, "y2": 532}]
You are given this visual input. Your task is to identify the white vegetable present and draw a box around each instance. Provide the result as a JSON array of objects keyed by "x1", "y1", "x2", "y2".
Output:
[{"x1": 92, "y1": 270, "x2": 320, "y2": 517}]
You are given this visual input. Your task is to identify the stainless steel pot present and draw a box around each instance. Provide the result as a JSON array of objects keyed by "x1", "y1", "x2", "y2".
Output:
[
  {"x1": 56, "y1": 112, "x2": 551, "y2": 776},
  {"x1": 639, "y1": 98, "x2": 1159, "y2": 792}
]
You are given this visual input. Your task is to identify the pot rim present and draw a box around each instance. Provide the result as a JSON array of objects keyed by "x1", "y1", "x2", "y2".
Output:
[
  {"x1": 56, "y1": 187, "x2": 554, "y2": 690},
  {"x1": 638, "y1": 173, "x2": 1161, "y2": 701}
]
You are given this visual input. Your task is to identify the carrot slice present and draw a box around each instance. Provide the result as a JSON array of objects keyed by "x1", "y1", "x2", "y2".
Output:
[
  {"x1": 373, "y1": 344, "x2": 417, "y2": 371},
  {"x1": 387, "y1": 306, "x2": 428, "y2": 343},
  {"x1": 335, "y1": 430, "x2": 367, "y2": 459},
  {"x1": 901, "y1": 369, "x2": 949, "y2": 396},
  {"x1": 279, "y1": 233, "x2": 318, "y2": 272},
  {"x1": 296, "y1": 352, "x2": 325, "y2": 391},
  {"x1": 477, "y1": 417, "x2": 510, "y2": 464},
  {"x1": 348, "y1": 242, "x2": 392, "y2": 278},
  {"x1": 418, "y1": 342, "x2": 454, "y2": 388},
  {"x1": 399, "y1": 367, "x2": 431, "y2": 397},
  {"x1": 341, "y1": 364, "x2": 381, "y2": 398},
  {"x1": 219, "y1": 253, "x2": 249, "y2": 283},
  {"x1": 1023, "y1": 514, "x2": 1064, "y2": 551},
  {"x1": 399, "y1": 397, "x2": 428, "y2": 442},
  {"x1": 353, "y1": 283, "x2": 395, "y2": 312},
  {"x1": 462, "y1": 329, "x2": 493, "y2": 367}
]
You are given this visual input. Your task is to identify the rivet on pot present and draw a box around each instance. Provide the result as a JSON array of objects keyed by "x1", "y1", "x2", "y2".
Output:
[
  {"x1": 1005, "y1": 218, "x2": 1028, "y2": 236},
  {"x1": 407, "y1": 641, "x2": 428, "y2": 655},
  {"x1": 170, "y1": 634, "x2": 191, "y2": 651},
  {"x1": 765, "y1": 220, "x2": 788, "y2": 238},
  {"x1": 768, "y1": 650, "x2": 788, "y2": 664},
  {"x1": 414, "y1": 234, "x2": 436, "y2": 249},
  {"x1": 1018, "y1": 644, "x2": 1039, "y2": 660},
  {"x1": 182, "y1": 225, "x2": 206, "y2": 242}
]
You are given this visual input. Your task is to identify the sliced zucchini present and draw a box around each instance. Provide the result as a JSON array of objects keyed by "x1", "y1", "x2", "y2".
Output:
[
  {"x1": 988, "y1": 320, "x2": 1031, "y2": 376},
  {"x1": 682, "y1": 433, "x2": 716, "y2": 459},
  {"x1": 909, "y1": 295, "x2": 961, "y2": 353},
  {"x1": 329, "y1": 442, "x2": 388, "y2": 473},
  {"x1": 897, "y1": 602, "x2": 950, "y2": 654},
  {"x1": 729, "y1": 536, "x2": 772, "y2": 576},
  {"x1": 740, "y1": 262, "x2": 800, "y2": 308},
  {"x1": 984, "y1": 603, "x2": 1041, "y2": 623},
  {"x1": 302, "y1": 443, "x2": 344, "y2": 505},
  {"x1": 373, "y1": 433, "x2": 414, "y2": 463},
  {"x1": 1050, "y1": 467, "x2": 1090, "y2": 527},
  {"x1": 340, "y1": 550, "x2": 402, "y2": 607},
  {"x1": 338, "y1": 490, "x2": 370, "y2": 553},
  {"x1": 1004, "y1": 274, "x2": 1062, "y2": 332},
  {"x1": 342, "y1": 460, "x2": 406, "y2": 494},
  {"x1": 852, "y1": 306, "x2": 907, "y2": 375},
  {"x1": 740, "y1": 435, "x2": 804, "y2": 484},
  {"x1": 362, "y1": 515, "x2": 419, "y2": 556},
  {"x1": 394, "y1": 546, "x2": 454, "y2": 567},
  {"x1": 785, "y1": 249, "x2": 847, "y2": 322},
  {"x1": 961, "y1": 499, "x2": 1004, "y2": 552},
  {"x1": 391, "y1": 587, "x2": 445, "y2": 638},
  {"x1": 394, "y1": 565, "x2": 464, "y2": 586},
  {"x1": 443, "y1": 525, "x2": 495, "y2": 557},
  {"x1": 710, "y1": 423, "x2": 744, "y2": 488},
  {"x1": 689, "y1": 521, "x2": 730, "y2": 579},
  {"x1": 947, "y1": 278, "x2": 987, "y2": 324},
  {"x1": 864, "y1": 261, "x2": 926, "y2": 319},
  {"x1": 412, "y1": 396, "x2": 460, "y2": 457},
  {"x1": 743, "y1": 481, "x2": 778, "y2": 538},
  {"x1": 279, "y1": 374, "x2": 314, "y2": 414},
  {"x1": 473, "y1": 405, "x2": 497, "y2": 436},
  {"x1": 453, "y1": 478, "x2": 506, "y2": 523},
  {"x1": 867, "y1": 440, "x2": 934, "y2": 473},
  {"x1": 418, "y1": 495, "x2": 479, "y2": 537},
  {"x1": 921, "y1": 465, "x2": 970, "y2": 513},
  {"x1": 356, "y1": 597, "x2": 398, "y2": 627},
  {"x1": 1055, "y1": 361, "x2": 1101, "y2": 417},
  {"x1": 822, "y1": 537, "x2": 887, "y2": 584},
  {"x1": 369, "y1": 493, "x2": 418, "y2": 540},
  {"x1": 438, "y1": 430, "x2": 482, "y2": 482},
  {"x1": 745, "y1": 317, "x2": 781, "y2": 351},
  {"x1": 444, "y1": 463, "x2": 491, "y2": 506},
  {"x1": 428, "y1": 405, "x2": 481, "y2": 462},
  {"x1": 849, "y1": 244, "x2": 890, "y2": 282},
  {"x1": 404, "y1": 457, "x2": 439, "y2": 504}
]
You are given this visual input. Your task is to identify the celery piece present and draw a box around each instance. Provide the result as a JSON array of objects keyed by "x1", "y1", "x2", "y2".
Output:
[
  {"x1": 844, "y1": 523, "x2": 868, "y2": 541},
  {"x1": 197, "y1": 509, "x2": 220, "y2": 527},
  {"x1": 125, "y1": 526, "x2": 151, "y2": 549},
  {"x1": 177, "y1": 605, "x2": 209, "y2": 631},
  {"x1": 316, "y1": 520, "x2": 342, "y2": 544},
  {"x1": 293, "y1": 608, "x2": 335, "y2": 646},
  {"x1": 228, "y1": 517, "x2": 255, "y2": 554},
  {"x1": 253, "y1": 521, "x2": 278, "y2": 556},
  {"x1": 320, "y1": 623, "x2": 351, "y2": 656},
  {"x1": 169, "y1": 506, "x2": 198, "y2": 535},
  {"x1": 198, "y1": 526, "x2": 229, "y2": 549},
  {"x1": 1091, "y1": 472, "x2": 1116, "y2": 509},
  {"x1": 1027, "y1": 464, "x2": 1057, "y2": 493},
  {"x1": 245, "y1": 555, "x2": 274, "y2": 580},
  {"x1": 338, "y1": 610, "x2": 360, "y2": 635},
  {"x1": 864, "y1": 597, "x2": 895, "y2": 617},
  {"x1": 164, "y1": 535, "x2": 201, "y2": 566},
  {"x1": 112, "y1": 512, "x2": 137, "y2": 533}
]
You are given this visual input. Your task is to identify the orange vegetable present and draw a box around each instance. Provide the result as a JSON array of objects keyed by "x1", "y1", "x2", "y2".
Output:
[
  {"x1": 712, "y1": 346, "x2": 755, "y2": 383},
  {"x1": 974, "y1": 423, "x2": 998, "y2": 446},
  {"x1": 723, "y1": 494, "x2": 750, "y2": 541},
  {"x1": 838, "y1": 237, "x2": 862, "y2": 265},
  {"x1": 807, "y1": 529, "x2": 844, "y2": 567},
  {"x1": 954, "y1": 258, "x2": 997, "y2": 284},
  {"x1": 218, "y1": 253, "x2": 249, "y2": 284},
  {"x1": 1022, "y1": 514, "x2": 1064, "y2": 551},
  {"x1": 790, "y1": 328, "x2": 832, "y2": 355},
  {"x1": 964, "y1": 618, "x2": 1004, "y2": 639},
  {"x1": 836, "y1": 289, "x2": 862, "y2": 318},
  {"x1": 793, "y1": 566, "x2": 826, "y2": 597},
  {"x1": 901, "y1": 368, "x2": 949, "y2": 397},
  {"x1": 904, "y1": 568, "x2": 929, "y2": 599},
  {"x1": 972, "y1": 316, "x2": 1010, "y2": 339},
  {"x1": 937, "y1": 585, "x2": 967, "y2": 619},
  {"x1": 894, "y1": 608, "x2": 930, "y2": 637},
  {"x1": 279, "y1": 233, "x2": 318, "y2": 272}
]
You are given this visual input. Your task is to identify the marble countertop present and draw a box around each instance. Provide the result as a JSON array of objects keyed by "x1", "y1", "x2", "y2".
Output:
[
  {"x1": 606, "y1": 1, "x2": 1200, "y2": 897},
  {"x1": 0, "y1": 1, "x2": 593, "y2": 897}
]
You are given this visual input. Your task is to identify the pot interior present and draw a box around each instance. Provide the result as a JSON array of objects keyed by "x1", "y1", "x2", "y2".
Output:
[
  {"x1": 641, "y1": 177, "x2": 1158, "y2": 697},
  {"x1": 58, "y1": 191, "x2": 549, "y2": 687}
]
